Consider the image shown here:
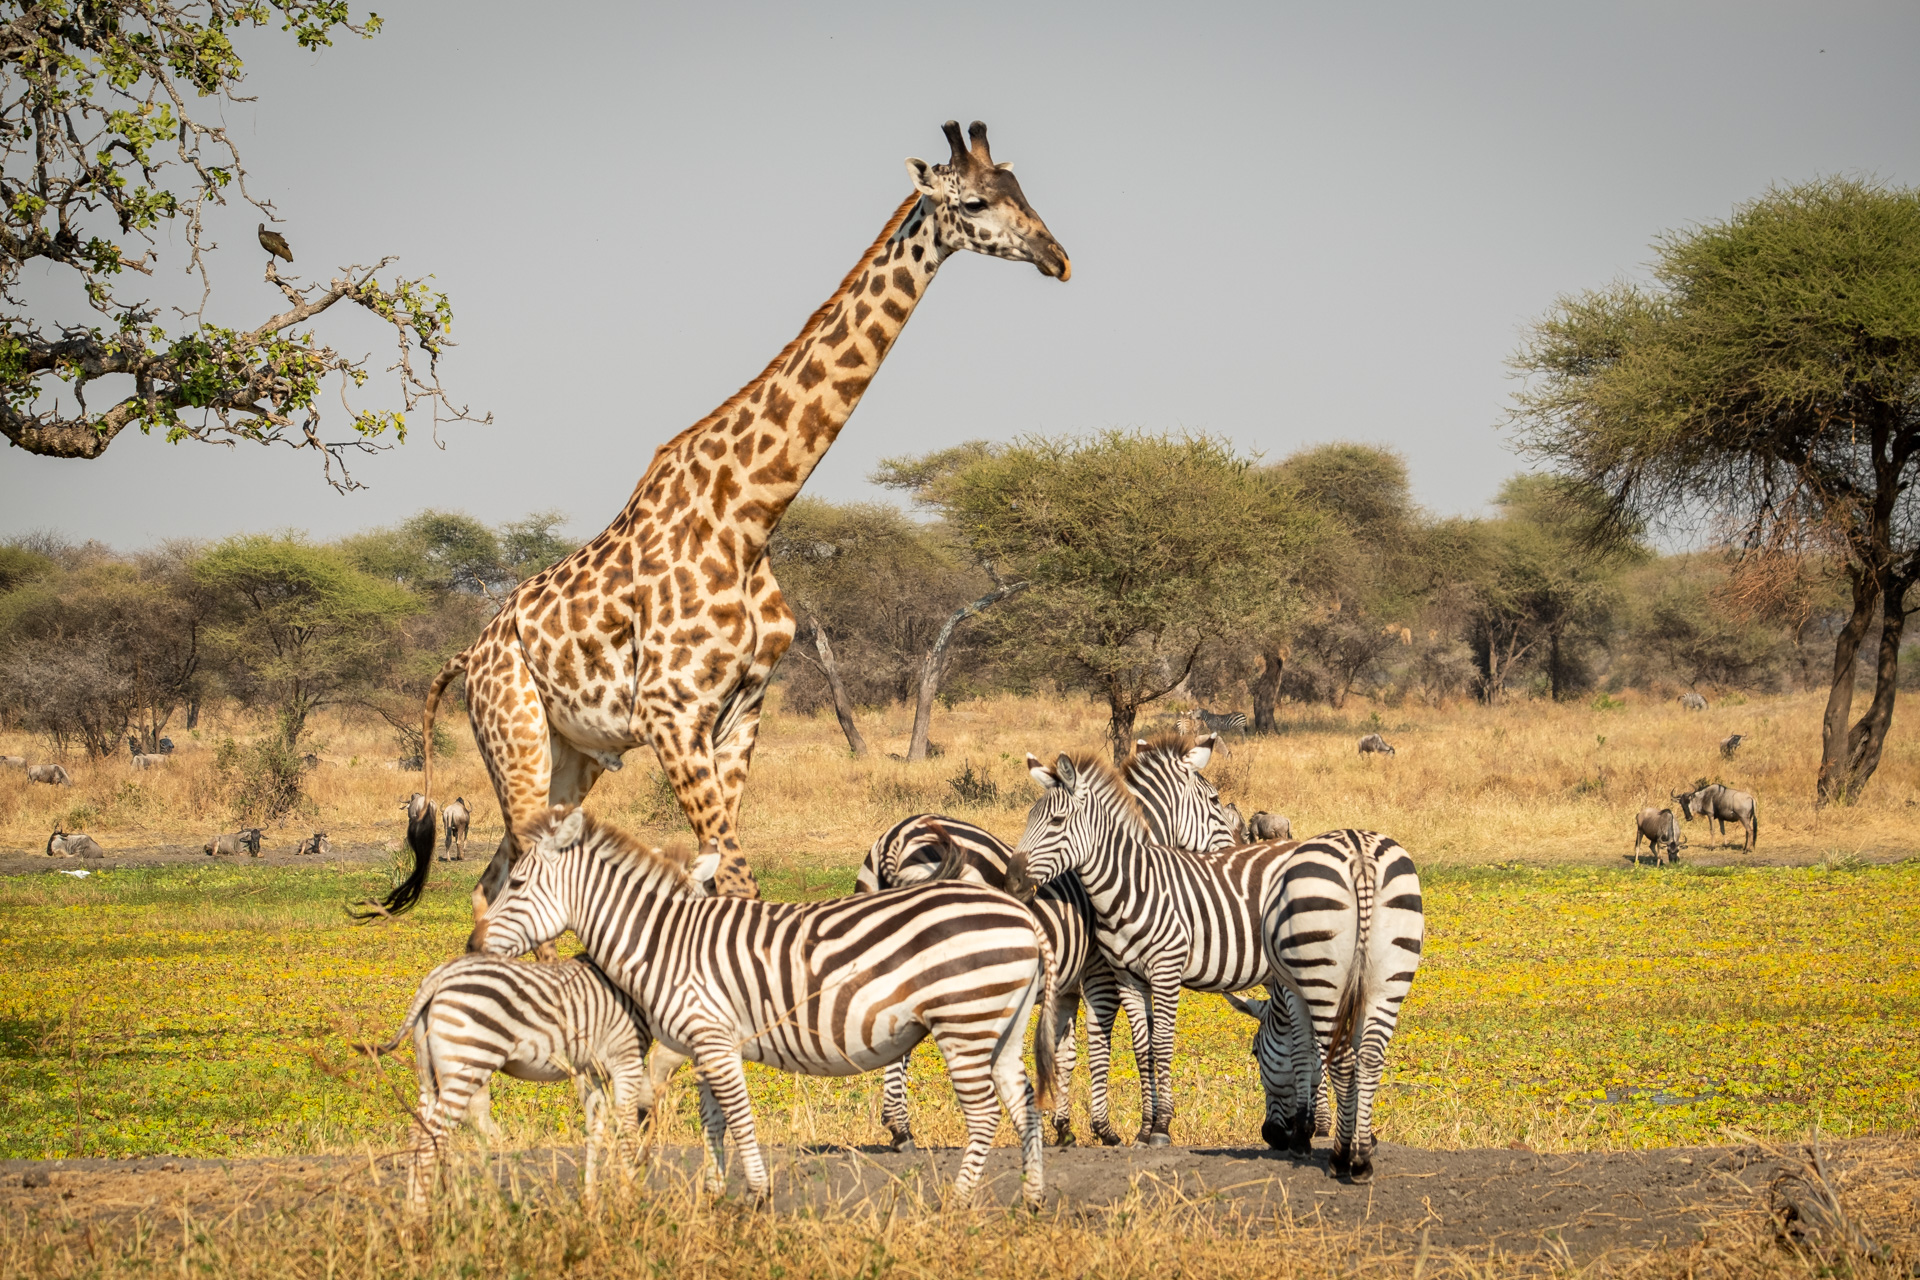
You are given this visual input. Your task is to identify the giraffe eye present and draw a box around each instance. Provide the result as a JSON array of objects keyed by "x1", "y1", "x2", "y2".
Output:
[{"x1": 961, "y1": 197, "x2": 988, "y2": 215}]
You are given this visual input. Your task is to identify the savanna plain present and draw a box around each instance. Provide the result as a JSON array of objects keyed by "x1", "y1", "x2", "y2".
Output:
[{"x1": 1, "y1": 689, "x2": 1916, "y2": 1278}]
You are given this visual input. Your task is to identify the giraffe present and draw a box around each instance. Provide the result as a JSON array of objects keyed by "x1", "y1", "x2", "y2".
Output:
[{"x1": 367, "y1": 120, "x2": 1069, "y2": 920}]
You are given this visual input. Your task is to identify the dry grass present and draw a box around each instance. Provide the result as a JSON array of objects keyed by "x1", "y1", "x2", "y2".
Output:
[{"x1": 2, "y1": 687, "x2": 1912, "y2": 867}]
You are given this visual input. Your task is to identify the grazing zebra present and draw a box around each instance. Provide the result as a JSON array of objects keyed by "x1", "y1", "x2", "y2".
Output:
[
  {"x1": 1223, "y1": 990, "x2": 1330, "y2": 1142},
  {"x1": 471, "y1": 806, "x2": 1058, "y2": 1207},
  {"x1": 1004, "y1": 751, "x2": 1424, "y2": 1179},
  {"x1": 363, "y1": 953, "x2": 654, "y2": 1211},
  {"x1": 1679, "y1": 691, "x2": 1708, "y2": 711},
  {"x1": 859, "y1": 731, "x2": 1240, "y2": 1151}
]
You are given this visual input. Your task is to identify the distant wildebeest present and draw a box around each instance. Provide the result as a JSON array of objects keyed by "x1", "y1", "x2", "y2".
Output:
[
  {"x1": 442, "y1": 797, "x2": 472, "y2": 862},
  {"x1": 0, "y1": 755, "x2": 26, "y2": 770},
  {"x1": 1679, "y1": 691, "x2": 1708, "y2": 711},
  {"x1": 46, "y1": 830, "x2": 105, "y2": 859},
  {"x1": 296, "y1": 832, "x2": 331, "y2": 857},
  {"x1": 204, "y1": 828, "x2": 264, "y2": 857},
  {"x1": 1720, "y1": 733, "x2": 1744, "y2": 759},
  {"x1": 1632, "y1": 807, "x2": 1681, "y2": 865},
  {"x1": 27, "y1": 763, "x2": 72, "y2": 786},
  {"x1": 301, "y1": 753, "x2": 321, "y2": 771},
  {"x1": 126, "y1": 735, "x2": 177, "y2": 757},
  {"x1": 1672, "y1": 784, "x2": 1758, "y2": 852},
  {"x1": 1247, "y1": 810, "x2": 1293, "y2": 842},
  {"x1": 1357, "y1": 733, "x2": 1396, "y2": 756},
  {"x1": 398, "y1": 755, "x2": 424, "y2": 772}
]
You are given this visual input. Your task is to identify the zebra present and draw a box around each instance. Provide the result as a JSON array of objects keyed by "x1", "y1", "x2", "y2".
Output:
[
  {"x1": 363, "y1": 952, "x2": 654, "y2": 1211},
  {"x1": 1003, "y1": 750, "x2": 1424, "y2": 1180},
  {"x1": 1222, "y1": 990, "x2": 1331, "y2": 1143},
  {"x1": 1679, "y1": 691, "x2": 1708, "y2": 711},
  {"x1": 859, "y1": 731, "x2": 1241, "y2": 1151},
  {"x1": 1192, "y1": 707, "x2": 1250, "y2": 738},
  {"x1": 471, "y1": 805, "x2": 1059, "y2": 1207},
  {"x1": 1357, "y1": 733, "x2": 1396, "y2": 756}
]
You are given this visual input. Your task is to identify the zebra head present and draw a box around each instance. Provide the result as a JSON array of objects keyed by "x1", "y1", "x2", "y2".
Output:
[
  {"x1": 1005, "y1": 751, "x2": 1151, "y2": 902},
  {"x1": 469, "y1": 808, "x2": 585, "y2": 956},
  {"x1": 1125, "y1": 731, "x2": 1239, "y2": 851}
]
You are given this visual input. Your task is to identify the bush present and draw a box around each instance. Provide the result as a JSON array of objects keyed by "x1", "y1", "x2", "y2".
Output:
[
  {"x1": 945, "y1": 760, "x2": 999, "y2": 808},
  {"x1": 215, "y1": 735, "x2": 310, "y2": 825}
]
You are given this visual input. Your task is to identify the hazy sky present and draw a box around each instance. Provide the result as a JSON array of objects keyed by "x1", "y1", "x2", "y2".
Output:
[{"x1": 4, "y1": 1, "x2": 1917, "y2": 550}]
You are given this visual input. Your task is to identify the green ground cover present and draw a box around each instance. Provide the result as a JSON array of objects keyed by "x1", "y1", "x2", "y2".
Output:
[{"x1": 0, "y1": 858, "x2": 1913, "y2": 1159}]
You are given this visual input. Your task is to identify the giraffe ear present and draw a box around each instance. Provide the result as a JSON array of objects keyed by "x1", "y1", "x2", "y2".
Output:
[{"x1": 906, "y1": 157, "x2": 940, "y2": 198}]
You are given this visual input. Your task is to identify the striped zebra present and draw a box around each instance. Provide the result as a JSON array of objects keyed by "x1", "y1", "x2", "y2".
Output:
[
  {"x1": 1003, "y1": 751, "x2": 1424, "y2": 1180},
  {"x1": 364, "y1": 953, "x2": 654, "y2": 1210},
  {"x1": 1192, "y1": 707, "x2": 1250, "y2": 738},
  {"x1": 858, "y1": 730, "x2": 1241, "y2": 1151},
  {"x1": 472, "y1": 806, "x2": 1059, "y2": 1206}
]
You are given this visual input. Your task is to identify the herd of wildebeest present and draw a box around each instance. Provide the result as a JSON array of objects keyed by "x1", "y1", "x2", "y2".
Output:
[{"x1": 10, "y1": 694, "x2": 1758, "y2": 866}]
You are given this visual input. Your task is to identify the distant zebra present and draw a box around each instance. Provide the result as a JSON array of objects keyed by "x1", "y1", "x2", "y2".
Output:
[
  {"x1": 1192, "y1": 707, "x2": 1250, "y2": 738},
  {"x1": 1679, "y1": 691, "x2": 1707, "y2": 711},
  {"x1": 363, "y1": 953, "x2": 654, "y2": 1210},
  {"x1": 860, "y1": 731, "x2": 1240, "y2": 1151},
  {"x1": 472, "y1": 806, "x2": 1058, "y2": 1207},
  {"x1": 1005, "y1": 751, "x2": 1424, "y2": 1180}
]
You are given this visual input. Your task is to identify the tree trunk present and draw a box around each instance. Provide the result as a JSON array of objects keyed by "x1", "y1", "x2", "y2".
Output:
[
  {"x1": 1105, "y1": 681, "x2": 1139, "y2": 764},
  {"x1": 1835, "y1": 571, "x2": 1914, "y2": 799},
  {"x1": 1548, "y1": 627, "x2": 1564, "y2": 701},
  {"x1": 807, "y1": 619, "x2": 869, "y2": 758},
  {"x1": 1250, "y1": 650, "x2": 1284, "y2": 733},
  {"x1": 907, "y1": 582, "x2": 1026, "y2": 762},
  {"x1": 1816, "y1": 568, "x2": 1881, "y2": 805},
  {"x1": 185, "y1": 699, "x2": 200, "y2": 729}
]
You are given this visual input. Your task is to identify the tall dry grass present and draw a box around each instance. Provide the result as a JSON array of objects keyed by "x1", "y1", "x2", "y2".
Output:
[{"x1": 1, "y1": 687, "x2": 1914, "y2": 864}]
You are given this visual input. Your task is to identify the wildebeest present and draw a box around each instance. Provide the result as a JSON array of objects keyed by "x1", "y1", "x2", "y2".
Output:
[
  {"x1": 1672, "y1": 784, "x2": 1758, "y2": 851},
  {"x1": 204, "y1": 828, "x2": 264, "y2": 857},
  {"x1": 27, "y1": 763, "x2": 72, "y2": 786},
  {"x1": 46, "y1": 830, "x2": 105, "y2": 858},
  {"x1": 442, "y1": 796, "x2": 472, "y2": 862},
  {"x1": 0, "y1": 755, "x2": 25, "y2": 769},
  {"x1": 1720, "y1": 733, "x2": 1744, "y2": 759},
  {"x1": 296, "y1": 832, "x2": 331, "y2": 857},
  {"x1": 1246, "y1": 810, "x2": 1293, "y2": 842},
  {"x1": 1679, "y1": 691, "x2": 1707, "y2": 711},
  {"x1": 1357, "y1": 733, "x2": 1396, "y2": 756},
  {"x1": 1632, "y1": 807, "x2": 1681, "y2": 865}
]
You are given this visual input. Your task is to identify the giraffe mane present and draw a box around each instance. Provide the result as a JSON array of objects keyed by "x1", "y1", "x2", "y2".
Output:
[
  {"x1": 527, "y1": 806, "x2": 698, "y2": 891},
  {"x1": 629, "y1": 191, "x2": 924, "y2": 501},
  {"x1": 1064, "y1": 750, "x2": 1150, "y2": 836}
]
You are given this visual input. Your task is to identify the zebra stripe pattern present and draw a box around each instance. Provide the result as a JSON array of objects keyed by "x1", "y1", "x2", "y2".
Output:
[
  {"x1": 473, "y1": 806, "x2": 1059, "y2": 1206},
  {"x1": 365, "y1": 953, "x2": 653, "y2": 1210},
  {"x1": 1192, "y1": 708, "x2": 1250, "y2": 737},
  {"x1": 1004, "y1": 751, "x2": 1424, "y2": 1178},
  {"x1": 858, "y1": 731, "x2": 1240, "y2": 1149}
]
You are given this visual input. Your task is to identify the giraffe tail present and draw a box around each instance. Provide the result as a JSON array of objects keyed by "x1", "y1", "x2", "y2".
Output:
[{"x1": 349, "y1": 651, "x2": 469, "y2": 922}]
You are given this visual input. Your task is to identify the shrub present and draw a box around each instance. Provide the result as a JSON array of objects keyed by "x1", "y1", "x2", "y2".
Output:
[{"x1": 214, "y1": 735, "x2": 310, "y2": 825}]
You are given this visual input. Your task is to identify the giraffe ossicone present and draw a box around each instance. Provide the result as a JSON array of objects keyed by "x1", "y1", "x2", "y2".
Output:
[{"x1": 364, "y1": 120, "x2": 1070, "y2": 922}]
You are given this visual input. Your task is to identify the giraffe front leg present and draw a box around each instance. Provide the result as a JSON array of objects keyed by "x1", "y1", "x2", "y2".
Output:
[{"x1": 648, "y1": 720, "x2": 758, "y2": 900}]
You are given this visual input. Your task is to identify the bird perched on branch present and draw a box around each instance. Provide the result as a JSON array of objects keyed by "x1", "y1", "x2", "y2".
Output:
[{"x1": 257, "y1": 222, "x2": 293, "y2": 263}]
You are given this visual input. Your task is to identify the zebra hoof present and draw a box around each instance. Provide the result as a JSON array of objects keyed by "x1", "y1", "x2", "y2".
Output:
[
  {"x1": 888, "y1": 1134, "x2": 917, "y2": 1154},
  {"x1": 1052, "y1": 1121, "x2": 1076, "y2": 1148},
  {"x1": 1093, "y1": 1126, "x2": 1124, "y2": 1147},
  {"x1": 1261, "y1": 1120, "x2": 1288, "y2": 1151},
  {"x1": 1146, "y1": 1132, "x2": 1172, "y2": 1148}
]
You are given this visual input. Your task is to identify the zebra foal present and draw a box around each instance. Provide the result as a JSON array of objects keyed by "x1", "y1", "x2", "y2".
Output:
[
  {"x1": 472, "y1": 806, "x2": 1059, "y2": 1207},
  {"x1": 1004, "y1": 751, "x2": 1424, "y2": 1179},
  {"x1": 364, "y1": 952, "x2": 654, "y2": 1211},
  {"x1": 859, "y1": 730, "x2": 1241, "y2": 1151}
]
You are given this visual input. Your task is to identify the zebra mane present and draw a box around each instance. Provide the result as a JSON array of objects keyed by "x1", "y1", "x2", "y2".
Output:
[
  {"x1": 525, "y1": 806, "x2": 699, "y2": 892},
  {"x1": 1065, "y1": 751, "x2": 1151, "y2": 838},
  {"x1": 1128, "y1": 730, "x2": 1199, "y2": 768}
]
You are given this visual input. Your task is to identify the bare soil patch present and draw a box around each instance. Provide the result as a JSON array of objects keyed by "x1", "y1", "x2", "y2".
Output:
[{"x1": 2, "y1": 1138, "x2": 1900, "y2": 1263}]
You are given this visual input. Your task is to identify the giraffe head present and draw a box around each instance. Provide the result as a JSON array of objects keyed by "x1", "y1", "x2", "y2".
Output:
[{"x1": 907, "y1": 120, "x2": 1070, "y2": 280}]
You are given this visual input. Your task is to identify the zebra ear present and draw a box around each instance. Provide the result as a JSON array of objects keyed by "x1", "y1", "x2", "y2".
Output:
[
  {"x1": 1054, "y1": 753, "x2": 1078, "y2": 790},
  {"x1": 1026, "y1": 753, "x2": 1060, "y2": 789},
  {"x1": 551, "y1": 808, "x2": 586, "y2": 851},
  {"x1": 689, "y1": 849, "x2": 722, "y2": 886},
  {"x1": 1186, "y1": 734, "x2": 1217, "y2": 771}
]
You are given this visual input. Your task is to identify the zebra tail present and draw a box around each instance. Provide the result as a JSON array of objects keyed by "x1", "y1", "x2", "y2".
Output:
[
  {"x1": 365, "y1": 651, "x2": 469, "y2": 920},
  {"x1": 1031, "y1": 925, "x2": 1060, "y2": 1118},
  {"x1": 924, "y1": 818, "x2": 968, "y2": 883},
  {"x1": 359, "y1": 968, "x2": 444, "y2": 1057},
  {"x1": 1327, "y1": 836, "x2": 1376, "y2": 1062}
]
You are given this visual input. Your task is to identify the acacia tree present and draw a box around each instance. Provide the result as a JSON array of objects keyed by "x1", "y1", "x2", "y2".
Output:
[
  {"x1": 933, "y1": 431, "x2": 1306, "y2": 757},
  {"x1": 0, "y1": 1, "x2": 481, "y2": 485},
  {"x1": 197, "y1": 534, "x2": 415, "y2": 745},
  {"x1": 1513, "y1": 178, "x2": 1920, "y2": 802}
]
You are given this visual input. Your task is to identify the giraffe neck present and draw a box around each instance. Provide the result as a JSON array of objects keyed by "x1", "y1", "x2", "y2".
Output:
[{"x1": 630, "y1": 193, "x2": 945, "y2": 549}]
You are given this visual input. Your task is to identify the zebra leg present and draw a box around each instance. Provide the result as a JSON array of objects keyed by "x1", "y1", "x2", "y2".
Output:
[
  {"x1": 1048, "y1": 986, "x2": 1082, "y2": 1147},
  {"x1": 989, "y1": 1029, "x2": 1048, "y2": 1209},
  {"x1": 463, "y1": 1076, "x2": 504, "y2": 1140},
  {"x1": 1250, "y1": 1007, "x2": 1292, "y2": 1151},
  {"x1": 935, "y1": 1030, "x2": 1008, "y2": 1206},
  {"x1": 1116, "y1": 974, "x2": 1161, "y2": 1145},
  {"x1": 639, "y1": 1045, "x2": 687, "y2": 1135},
  {"x1": 1144, "y1": 969, "x2": 1182, "y2": 1146},
  {"x1": 1279, "y1": 990, "x2": 1319, "y2": 1157},
  {"x1": 880, "y1": 1056, "x2": 916, "y2": 1152},
  {"x1": 1080, "y1": 963, "x2": 1126, "y2": 1146},
  {"x1": 692, "y1": 1045, "x2": 769, "y2": 1203},
  {"x1": 1340, "y1": 1017, "x2": 1394, "y2": 1184},
  {"x1": 1325, "y1": 1033, "x2": 1362, "y2": 1179},
  {"x1": 576, "y1": 1074, "x2": 605, "y2": 1204},
  {"x1": 409, "y1": 1066, "x2": 485, "y2": 1213}
]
